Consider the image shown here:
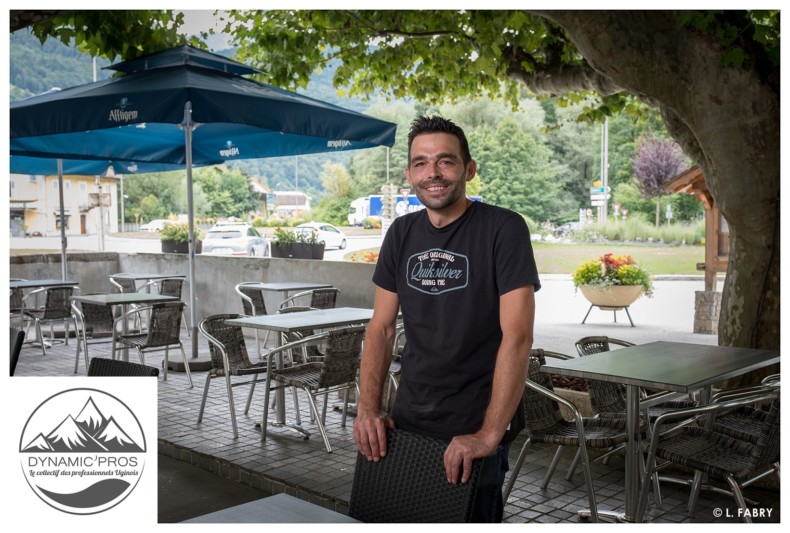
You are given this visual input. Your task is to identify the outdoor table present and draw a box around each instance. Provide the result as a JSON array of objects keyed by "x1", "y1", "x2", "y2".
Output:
[
  {"x1": 71, "y1": 293, "x2": 179, "y2": 361},
  {"x1": 541, "y1": 341, "x2": 780, "y2": 523},
  {"x1": 183, "y1": 493, "x2": 359, "y2": 523},
  {"x1": 10, "y1": 278, "x2": 79, "y2": 290},
  {"x1": 226, "y1": 307, "x2": 376, "y2": 438}
]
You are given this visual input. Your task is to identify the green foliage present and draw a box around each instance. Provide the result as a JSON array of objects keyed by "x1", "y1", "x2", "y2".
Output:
[
  {"x1": 193, "y1": 166, "x2": 257, "y2": 218},
  {"x1": 575, "y1": 215, "x2": 704, "y2": 245},
  {"x1": 271, "y1": 226, "x2": 317, "y2": 246},
  {"x1": 159, "y1": 222, "x2": 202, "y2": 244}
]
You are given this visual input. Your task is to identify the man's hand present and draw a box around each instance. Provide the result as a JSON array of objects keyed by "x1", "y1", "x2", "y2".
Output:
[
  {"x1": 443, "y1": 432, "x2": 500, "y2": 484},
  {"x1": 353, "y1": 408, "x2": 396, "y2": 462}
]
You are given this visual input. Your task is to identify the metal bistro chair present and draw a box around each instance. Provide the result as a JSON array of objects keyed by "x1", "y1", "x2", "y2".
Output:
[
  {"x1": 112, "y1": 301, "x2": 192, "y2": 387},
  {"x1": 21, "y1": 285, "x2": 77, "y2": 356},
  {"x1": 109, "y1": 275, "x2": 144, "y2": 331},
  {"x1": 143, "y1": 277, "x2": 190, "y2": 336},
  {"x1": 87, "y1": 357, "x2": 160, "y2": 377},
  {"x1": 502, "y1": 350, "x2": 640, "y2": 523},
  {"x1": 235, "y1": 282, "x2": 270, "y2": 355},
  {"x1": 261, "y1": 325, "x2": 365, "y2": 451},
  {"x1": 10, "y1": 278, "x2": 26, "y2": 327},
  {"x1": 384, "y1": 324, "x2": 407, "y2": 413},
  {"x1": 71, "y1": 299, "x2": 115, "y2": 374},
  {"x1": 278, "y1": 287, "x2": 339, "y2": 311},
  {"x1": 636, "y1": 392, "x2": 780, "y2": 523},
  {"x1": 349, "y1": 427, "x2": 482, "y2": 523},
  {"x1": 198, "y1": 313, "x2": 287, "y2": 439}
]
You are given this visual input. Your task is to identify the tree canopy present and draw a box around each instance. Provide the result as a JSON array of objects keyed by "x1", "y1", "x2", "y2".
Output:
[{"x1": 10, "y1": 10, "x2": 780, "y2": 360}]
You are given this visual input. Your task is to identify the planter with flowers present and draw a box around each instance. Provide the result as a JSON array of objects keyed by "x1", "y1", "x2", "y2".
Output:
[
  {"x1": 270, "y1": 227, "x2": 325, "y2": 259},
  {"x1": 160, "y1": 222, "x2": 203, "y2": 254},
  {"x1": 573, "y1": 253, "x2": 653, "y2": 325}
]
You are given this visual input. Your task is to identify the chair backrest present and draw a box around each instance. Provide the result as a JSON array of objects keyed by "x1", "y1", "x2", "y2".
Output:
[
  {"x1": 10, "y1": 286, "x2": 24, "y2": 311},
  {"x1": 76, "y1": 300, "x2": 115, "y2": 335},
  {"x1": 524, "y1": 350, "x2": 565, "y2": 434},
  {"x1": 88, "y1": 357, "x2": 159, "y2": 376},
  {"x1": 111, "y1": 277, "x2": 137, "y2": 294},
  {"x1": 349, "y1": 428, "x2": 482, "y2": 523},
  {"x1": 10, "y1": 326, "x2": 25, "y2": 376},
  {"x1": 743, "y1": 399, "x2": 781, "y2": 475},
  {"x1": 574, "y1": 336, "x2": 634, "y2": 414},
  {"x1": 158, "y1": 278, "x2": 184, "y2": 298},
  {"x1": 235, "y1": 283, "x2": 267, "y2": 316},
  {"x1": 309, "y1": 288, "x2": 339, "y2": 310},
  {"x1": 41, "y1": 286, "x2": 75, "y2": 319},
  {"x1": 316, "y1": 325, "x2": 366, "y2": 388},
  {"x1": 198, "y1": 314, "x2": 252, "y2": 373},
  {"x1": 144, "y1": 302, "x2": 185, "y2": 347}
]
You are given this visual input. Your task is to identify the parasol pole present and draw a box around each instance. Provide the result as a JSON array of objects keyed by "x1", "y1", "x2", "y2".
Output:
[
  {"x1": 184, "y1": 101, "x2": 199, "y2": 359},
  {"x1": 57, "y1": 158, "x2": 67, "y2": 280}
]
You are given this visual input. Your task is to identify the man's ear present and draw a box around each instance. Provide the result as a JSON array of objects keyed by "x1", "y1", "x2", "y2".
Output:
[{"x1": 465, "y1": 159, "x2": 477, "y2": 182}]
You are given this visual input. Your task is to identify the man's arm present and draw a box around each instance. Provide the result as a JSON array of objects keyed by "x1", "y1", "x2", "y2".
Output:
[
  {"x1": 353, "y1": 286, "x2": 400, "y2": 461},
  {"x1": 443, "y1": 285, "x2": 536, "y2": 483}
]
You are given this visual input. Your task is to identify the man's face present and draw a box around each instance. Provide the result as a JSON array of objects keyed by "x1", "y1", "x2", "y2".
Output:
[{"x1": 405, "y1": 133, "x2": 476, "y2": 211}]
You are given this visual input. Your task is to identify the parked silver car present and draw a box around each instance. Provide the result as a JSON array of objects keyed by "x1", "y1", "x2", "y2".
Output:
[
  {"x1": 201, "y1": 222, "x2": 269, "y2": 257},
  {"x1": 294, "y1": 222, "x2": 348, "y2": 250}
]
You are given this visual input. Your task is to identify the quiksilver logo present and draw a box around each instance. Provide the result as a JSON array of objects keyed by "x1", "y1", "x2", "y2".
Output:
[{"x1": 327, "y1": 140, "x2": 352, "y2": 149}]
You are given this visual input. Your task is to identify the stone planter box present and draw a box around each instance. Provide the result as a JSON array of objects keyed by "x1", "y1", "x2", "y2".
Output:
[
  {"x1": 161, "y1": 240, "x2": 202, "y2": 254},
  {"x1": 271, "y1": 243, "x2": 325, "y2": 260},
  {"x1": 580, "y1": 285, "x2": 643, "y2": 309}
]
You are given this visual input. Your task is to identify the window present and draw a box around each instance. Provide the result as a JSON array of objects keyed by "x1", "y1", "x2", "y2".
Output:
[
  {"x1": 80, "y1": 182, "x2": 87, "y2": 191},
  {"x1": 55, "y1": 215, "x2": 70, "y2": 230},
  {"x1": 29, "y1": 175, "x2": 36, "y2": 183}
]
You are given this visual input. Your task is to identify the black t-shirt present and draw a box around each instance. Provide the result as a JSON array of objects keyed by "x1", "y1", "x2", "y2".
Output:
[{"x1": 372, "y1": 201, "x2": 541, "y2": 441}]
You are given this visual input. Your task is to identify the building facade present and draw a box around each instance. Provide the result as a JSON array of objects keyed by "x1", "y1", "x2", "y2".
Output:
[{"x1": 10, "y1": 172, "x2": 119, "y2": 237}]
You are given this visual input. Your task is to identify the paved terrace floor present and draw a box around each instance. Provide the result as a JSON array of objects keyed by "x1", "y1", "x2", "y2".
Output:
[{"x1": 12, "y1": 305, "x2": 779, "y2": 524}]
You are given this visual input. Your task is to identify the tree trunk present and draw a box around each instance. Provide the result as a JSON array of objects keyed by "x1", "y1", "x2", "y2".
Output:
[
  {"x1": 655, "y1": 196, "x2": 660, "y2": 228},
  {"x1": 533, "y1": 12, "x2": 779, "y2": 369}
]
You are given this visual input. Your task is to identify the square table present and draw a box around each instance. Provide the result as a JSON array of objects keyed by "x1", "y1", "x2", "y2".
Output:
[
  {"x1": 541, "y1": 341, "x2": 780, "y2": 523},
  {"x1": 72, "y1": 293, "x2": 179, "y2": 361},
  {"x1": 10, "y1": 278, "x2": 79, "y2": 290},
  {"x1": 183, "y1": 493, "x2": 359, "y2": 523},
  {"x1": 226, "y1": 307, "x2": 376, "y2": 438}
]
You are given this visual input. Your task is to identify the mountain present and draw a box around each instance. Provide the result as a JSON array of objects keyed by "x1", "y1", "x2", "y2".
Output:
[
  {"x1": 21, "y1": 397, "x2": 144, "y2": 453},
  {"x1": 94, "y1": 417, "x2": 140, "y2": 452},
  {"x1": 46, "y1": 415, "x2": 108, "y2": 452}
]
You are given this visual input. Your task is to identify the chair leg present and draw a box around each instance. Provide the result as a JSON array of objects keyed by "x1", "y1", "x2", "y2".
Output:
[
  {"x1": 566, "y1": 447, "x2": 583, "y2": 480},
  {"x1": 36, "y1": 321, "x2": 46, "y2": 356},
  {"x1": 503, "y1": 437, "x2": 532, "y2": 501},
  {"x1": 261, "y1": 376, "x2": 273, "y2": 443},
  {"x1": 178, "y1": 343, "x2": 193, "y2": 388},
  {"x1": 197, "y1": 374, "x2": 211, "y2": 423},
  {"x1": 245, "y1": 379, "x2": 257, "y2": 414},
  {"x1": 687, "y1": 470, "x2": 704, "y2": 517},
  {"x1": 541, "y1": 445, "x2": 566, "y2": 490},
  {"x1": 577, "y1": 445, "x2": 600, "y2": 523},
  {"x1": 304, "y1": 390, "x2": 332, "y2": 452},
  {"x1": 726, "y1": 475, "x2": 752, "y2": 523},
  {"x1": 224, "y1": 373, "x2": 239, "y2": 439}
]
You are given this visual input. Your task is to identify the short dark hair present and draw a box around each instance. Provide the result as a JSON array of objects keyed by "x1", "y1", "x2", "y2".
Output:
[{"x1": 407, "y1": 115, "x2": 472, "y2": 165}]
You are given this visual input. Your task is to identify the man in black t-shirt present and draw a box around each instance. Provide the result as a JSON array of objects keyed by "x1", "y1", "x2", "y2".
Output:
[{"x1": 353, "y1": 115, "x2": 540, "y2": 522}]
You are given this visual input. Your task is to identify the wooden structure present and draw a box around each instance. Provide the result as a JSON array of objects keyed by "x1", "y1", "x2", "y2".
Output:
[{"x1": 665, "y1": 167, "x2": 729, "y2": 291}]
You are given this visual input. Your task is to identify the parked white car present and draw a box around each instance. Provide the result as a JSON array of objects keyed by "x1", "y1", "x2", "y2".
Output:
[
  {"x1": 201, "y1": 222, "x2": 269, "y2": 257},
  {"x1": 140, "y1": 219, "x2": 173, "y2": 232},
  {"x1": 294, "y1": 222, "x2": 347, "y2": 250}
]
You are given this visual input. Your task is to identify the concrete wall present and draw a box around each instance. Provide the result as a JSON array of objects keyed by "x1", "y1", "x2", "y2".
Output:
[{"x1": 11, "y1": 252, "x2": 378, "y2": 322}]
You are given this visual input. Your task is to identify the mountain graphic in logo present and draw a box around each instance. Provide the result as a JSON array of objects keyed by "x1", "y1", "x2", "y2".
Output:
[{"x1": 21, "y1": 397, "x2": 144, "y2": 453}]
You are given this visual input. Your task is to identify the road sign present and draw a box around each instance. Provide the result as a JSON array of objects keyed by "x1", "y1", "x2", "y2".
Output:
[
  {"x1": 591, "y1": 200, "x2": 606, "y2": 206},
  {"x1": 590, "y1": 186, "x2": 610, "y2": 194},
  {"x1": 590, "y1": 194, "x2": 611, "y2": 201}
]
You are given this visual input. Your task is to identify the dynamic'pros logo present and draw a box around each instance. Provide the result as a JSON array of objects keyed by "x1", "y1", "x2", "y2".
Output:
[{"x1": 19, "y1": 388, "x2": 147, "y2": 515}]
